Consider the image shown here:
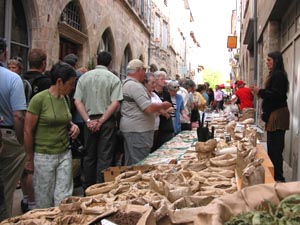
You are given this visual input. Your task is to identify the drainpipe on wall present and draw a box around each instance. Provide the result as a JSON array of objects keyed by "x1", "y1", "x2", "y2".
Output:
[
  {"x1": 253, "y1": 0, "x2": 258, "y2": 122},
  {"x1": 148, "y1": 0, "x2": 152, "y2": 66}
]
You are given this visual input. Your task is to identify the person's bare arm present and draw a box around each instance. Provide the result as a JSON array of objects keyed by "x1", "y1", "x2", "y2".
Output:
[
  {"x1": 95, "y1": 101, "x2": 120, "y2": 131},
  {"x1": 74, "y1": 99, "x2": 90, "y2": 123},
  {"x1": 24, "y1": 111, "x2": 38, "y2": 172},
  {"x1": 13, "y1": 110, "x2": 25, "y2": 144},
  {"x1": 144, "y1": 101, "x2": 172, "y2": 114}
]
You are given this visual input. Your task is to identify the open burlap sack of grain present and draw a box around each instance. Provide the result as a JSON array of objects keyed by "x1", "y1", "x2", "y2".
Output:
[
  {"x1": 193, "y1": 181, "x2": 300, "y2": 225},
  {"x1": 85, "y1": 181, "x2": 117, "y2": 196},
  {"x1": 195, "y1": 139, "x2": 217, "y2": 160},
  {"x1": 149, "y1": 172, "x2": 187, "y2": 195},
  {"x1": 87, "y1": 204, "x2": 156, "y2": 225},
  {"x1": 59, "y1": 196, "x2": 92, "y2": 213},
  {"x1": 130, "y1": 192, "x2": 171, "y2": 222},
  {"x1": 0, "y1": 207, "x2": 61, "y2": 225},
  {"x1": 241, "y1": 158, "x2": 265, "y2": 189},
  {"x1": 236, "y1": 142, "x2": 256, "y2": 178},
  {"x1": 0, "y1": 217, "x2": 52, "y2": 225},
  {"x1": 53, "y1": 214, "x2": 97, "y2": 225},
  {"x1": 165, "y1": 196, "x2": 216, "y2": 224}
]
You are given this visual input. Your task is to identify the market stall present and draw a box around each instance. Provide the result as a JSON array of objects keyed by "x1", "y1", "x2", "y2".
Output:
[{"x1": 0, "y1": 111, "x2": 288, "y2": 225}]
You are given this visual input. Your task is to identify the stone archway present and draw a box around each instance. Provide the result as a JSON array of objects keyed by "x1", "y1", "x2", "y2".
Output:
[
  {"x1": 58, "y1": 0, "x2": 88, "y2": 66},
  {"x1": 120, "y1": 44, "x2": 133, "y2": 80},
  {"x1": 97, "y1": 27, "x2": 116, "y2": 69}
]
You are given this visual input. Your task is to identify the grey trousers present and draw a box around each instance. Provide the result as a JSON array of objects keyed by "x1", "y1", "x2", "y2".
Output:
[
  {"x1": 0, "y1": 129, "x2": 25, "y2": 220},
  {"x1": 122, "y1": 131, "x2": 154, "y2": 166},
  {"x1": 34, "y1": 151, "x2": 73, "y2": 208},
  {"x1": 82, "y1": 117, "x2": 115, "y2": 188}
]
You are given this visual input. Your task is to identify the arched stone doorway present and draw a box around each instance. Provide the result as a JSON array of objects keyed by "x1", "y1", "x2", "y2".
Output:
[{"x1": 58, "y1": 0, "x2": 88, "y2": 66}]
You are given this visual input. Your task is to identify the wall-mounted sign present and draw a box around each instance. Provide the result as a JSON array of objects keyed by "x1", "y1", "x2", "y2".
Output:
[{"x1": 227, "y1": 36, "x2": 237, "y2": 49}]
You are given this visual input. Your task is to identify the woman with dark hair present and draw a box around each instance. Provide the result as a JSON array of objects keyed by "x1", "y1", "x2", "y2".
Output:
[
  {"x1": 24, "y1": 62, "x2": 80, "y2": 208},
  {"x1": 252, "y1": 51, "x2": 290, "y2": 182}
]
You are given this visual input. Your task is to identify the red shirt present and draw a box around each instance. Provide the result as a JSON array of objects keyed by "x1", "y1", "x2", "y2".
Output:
[{"x1": 235, "y1": 86, "x2": 254, "y2": 110}]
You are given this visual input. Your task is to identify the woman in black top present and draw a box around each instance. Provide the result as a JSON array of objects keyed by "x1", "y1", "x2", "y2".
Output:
[{"x1": 252, "y1": 51, "x2": 290, "y2": 182}]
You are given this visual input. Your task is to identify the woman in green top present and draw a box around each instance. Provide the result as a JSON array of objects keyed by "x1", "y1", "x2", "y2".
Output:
[{"x1": 24, "y1": 62, "x2": 80, "y2": 208}]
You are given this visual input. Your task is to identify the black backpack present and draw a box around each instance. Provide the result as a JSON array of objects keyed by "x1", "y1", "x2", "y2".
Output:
[{"x1": 25, "y1": 75, "x2": 51, "y2": 102}]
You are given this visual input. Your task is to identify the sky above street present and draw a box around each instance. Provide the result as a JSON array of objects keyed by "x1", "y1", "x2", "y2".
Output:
[{"x1": 189, "y1": 0, "x2": 237, "y2": 79}]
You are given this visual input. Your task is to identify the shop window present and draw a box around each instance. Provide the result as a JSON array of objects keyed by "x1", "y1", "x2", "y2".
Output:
[
  {"x1": 3, "y1": 0, "x2": 30, "y2": 70},
  {"x1": 120, "y1": 45, "x2": 132, "y2": 81},
  {"x1": 154, "y1": 14, "x2": 160, "y2": 42},
  {"x1": 98, "y1": 29, "x2": 113, "y2": 54},
  {"x1": 60, "y1": 1, "x2": 81, "y2": 31},
  {"x1": 297, "y1": 16, "x2": 300, "y2": 32},
  {"x1": 0, "y1": 0, "x2": 4, "y2": 37},
  {"x1": 162, "y1": 21, "x2": 168, "y2": 49}
]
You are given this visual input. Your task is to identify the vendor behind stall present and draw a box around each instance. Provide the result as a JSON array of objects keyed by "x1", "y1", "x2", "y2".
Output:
[{"x1": 231, "y1": 80, "x2": 254, "y2": 111}]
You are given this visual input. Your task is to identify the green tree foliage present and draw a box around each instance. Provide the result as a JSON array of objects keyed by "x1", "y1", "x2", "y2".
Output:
[{"x1": 202, "y1": 67, "x2": 223, "y2": 88}]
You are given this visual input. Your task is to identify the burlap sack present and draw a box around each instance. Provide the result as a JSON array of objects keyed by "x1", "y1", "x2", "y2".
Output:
[
  {"x1": 240, "y1": 108, "x2": 255, "y2": 121},
  {"x1": 109, "y1": 182, "x2": 132, "y2": 196},
  {"x1": 209, "y1": 153, "x2": 237, "y2": 167},
  {"x1": 241, "y1": 158, "x2": 265, "y2": 188},
  {"x1": 80, "y1": 197, "x2": 114, "y2": 215},
  {"x1": 225, "y1": 120, "x2": 236, "y2": 137},
  {"x1": 167, "y1": 196, "x2": 216, "y2": 224},
  {"x1": 19, "y1": 207, "x2": 61, "y2": 220},
  {"x1": 59, "y1": 196, "x2": 91, "y2": 213},
  {"x1": 195, "y1": 139, "x2": 217, "y2": 160},
  {"x1": 115, "y1": 170, "x2": 142, "y2": 183},
  {"x1": 85, "y1": 181, "x2": 117, "y2": 196},
  {"x1": 0, "y1": 217, "x2": 52, "y2": 225},
  {"x1": 194, "y1": 182, "x2": 300, "y2": 225},
  {"x1": 180, "y1": 160, "x2": 208, "y2": 172},
  {"x1": 87, "y1": 204, "x2": 156, "y2": 225},
  {"x1": 52, "y1": 214, "x2": 96, "y2": 225},
  {"x1": 149, "y1": 173, "x2": 187, "y2": 195},
  {"x1": 163, "y1": 181, "x2": 192, "y2": 203},
  {"x1": 130, "y1": 190, "x2": 171, "y2": 221},
  {"x1": 203, "y1": 167, "x2": 235, "y2": 178}
]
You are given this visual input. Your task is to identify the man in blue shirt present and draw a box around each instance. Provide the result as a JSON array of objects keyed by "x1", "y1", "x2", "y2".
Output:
[{"x1": 0, "y1": 38, "x2": 27, "y2": 220}]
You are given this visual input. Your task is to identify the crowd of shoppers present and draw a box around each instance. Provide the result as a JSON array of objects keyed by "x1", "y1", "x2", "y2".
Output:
[{"x1": 0, "y1": 34, "x2": 290, "y2": 221}]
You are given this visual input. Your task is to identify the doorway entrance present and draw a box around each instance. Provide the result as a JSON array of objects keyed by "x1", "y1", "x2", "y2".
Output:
[{"x1": 59, "y1": 37, "x2": 78, "y2": 60}]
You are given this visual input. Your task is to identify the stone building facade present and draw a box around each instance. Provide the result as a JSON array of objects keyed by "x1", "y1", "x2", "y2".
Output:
[
  {"x1": 1, "y1": 0, "x2": 193, "y2": 80},
  {"x1": 149, "y1": 0, "x2": 193, "y2": 79},
  {"x1": 240, "y1": 0, "x2": 300, "y2": 180}
]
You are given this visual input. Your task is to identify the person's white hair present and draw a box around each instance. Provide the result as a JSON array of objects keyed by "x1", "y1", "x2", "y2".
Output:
[{"x1": 154, "y1": 70, "x2": 167, "y2": 79}]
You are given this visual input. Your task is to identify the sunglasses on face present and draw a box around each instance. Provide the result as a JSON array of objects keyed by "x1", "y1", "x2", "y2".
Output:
[{"x1": 11, "y1": 56, "x2": 23, "y2": 63}]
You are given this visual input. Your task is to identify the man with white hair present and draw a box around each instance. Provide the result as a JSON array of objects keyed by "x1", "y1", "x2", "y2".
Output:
[{"x1": 120, "y1": 59, "x2": 171, "y2": 165}]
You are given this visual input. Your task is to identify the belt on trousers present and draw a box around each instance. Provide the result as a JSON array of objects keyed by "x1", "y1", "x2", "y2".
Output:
[{"x1": 0, "y1": 125, "x2": 14, "y2": 129}]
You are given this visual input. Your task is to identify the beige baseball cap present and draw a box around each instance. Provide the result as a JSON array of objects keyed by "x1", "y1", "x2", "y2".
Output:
[{"x1": 127, "y1": 59, "x2": 149, "y2": 70}]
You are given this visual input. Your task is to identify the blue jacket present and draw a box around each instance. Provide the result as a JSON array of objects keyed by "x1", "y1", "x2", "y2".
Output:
[{"x1": 173, "y1": 94, "x2": 184, "y2": 134}]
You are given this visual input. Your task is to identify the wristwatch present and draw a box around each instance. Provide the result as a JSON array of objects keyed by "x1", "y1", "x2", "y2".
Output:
[{"x1": 86, "y1": 118, "x2": 91, "y2": 123}]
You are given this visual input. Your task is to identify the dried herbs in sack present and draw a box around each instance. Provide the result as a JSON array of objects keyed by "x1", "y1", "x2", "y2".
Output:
[{"x1": 224, "y1": 194, "x2": 300, "y2": 225}]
